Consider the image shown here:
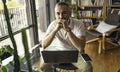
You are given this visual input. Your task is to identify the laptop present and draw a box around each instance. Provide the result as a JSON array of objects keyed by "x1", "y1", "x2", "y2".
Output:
[{"x1": 41, "y1": 50, "x2": 79, "y2": 63}]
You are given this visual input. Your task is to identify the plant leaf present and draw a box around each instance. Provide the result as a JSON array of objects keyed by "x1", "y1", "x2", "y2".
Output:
[
  {"x1": 21, "y1": 28, "x2": 33, "y2": 72},
  {"x1": 1, "y1": 66, "x2": 8, "y2": 72},
  {"x1": 2, "y1": 0, "x2": 20, "y2": 72}
]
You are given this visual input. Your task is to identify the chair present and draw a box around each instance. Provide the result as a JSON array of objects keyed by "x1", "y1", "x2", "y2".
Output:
[{"x1": 86, "y1": 9, "x2": 120, "y2": 54}]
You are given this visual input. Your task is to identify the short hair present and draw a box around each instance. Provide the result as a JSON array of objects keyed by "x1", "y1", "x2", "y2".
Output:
[{"x1": 55, "y1": 2, "x2": 69, "y2": 7}]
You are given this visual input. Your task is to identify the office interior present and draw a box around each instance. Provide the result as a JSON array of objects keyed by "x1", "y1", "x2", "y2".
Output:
[{"x1": 0, "y1": 0, "x2": 120, "y2": 72}]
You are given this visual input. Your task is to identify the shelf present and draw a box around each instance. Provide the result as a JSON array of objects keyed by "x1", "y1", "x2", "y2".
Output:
[
  {"x1": 78, "y1": 6, "x2": 103, "y2": 10},
  {"x1": 78, "y1": 5, "x2": 103, "y2": 8},
  {"x1": 64, "y1": 0, "x2": 120, "y2": 27},
  {"x1": 80, "y1": 16, "x2": 102, "y2": 19},
  {"x1": 107, "y1": 5, "x2": 120, "y2": 8}
]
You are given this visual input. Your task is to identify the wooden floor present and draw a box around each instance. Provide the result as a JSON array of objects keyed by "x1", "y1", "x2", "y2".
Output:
[
  {"x1": 33, "y1": 41, "x2": 120, "y2": 72},
  {"x1": 85, "y1": 42, "x2": 120, "y2": 72}
]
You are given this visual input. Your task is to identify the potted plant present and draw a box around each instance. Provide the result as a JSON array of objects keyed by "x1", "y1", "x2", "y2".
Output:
[
  {"x1": 2, "y1": 0, "x2": 20, "y2": 71},
  {"x1": 2, "y1": 0, "x2": 34, "y2": 72},
  {"x1": 0, "y1": 45, "x2": 13, "y2": 61},
  {"x1": 0, "y1": 45, "x2": 14, "y2": 72}
]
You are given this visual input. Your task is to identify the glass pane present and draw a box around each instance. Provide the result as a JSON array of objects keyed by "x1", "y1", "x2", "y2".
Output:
[
  {"x1": 0, "y1": 0, "x2": 32, "y2": 56},
  {"x1": 35, "y1": 0, "x2": 47, "y2": 41},
  {"x1": 0, "y1": 0, "x2": 28, "y2": 37}
]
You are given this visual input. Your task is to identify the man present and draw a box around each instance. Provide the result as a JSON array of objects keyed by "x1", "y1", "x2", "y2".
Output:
[{"x1": 40, "y1": 2, "x2": 93, "y2": 72}]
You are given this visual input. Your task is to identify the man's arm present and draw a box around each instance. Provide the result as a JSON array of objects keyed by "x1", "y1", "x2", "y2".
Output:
[
  {"x1": 66, "y1": 29, "x2": 86, "y2": 52},
  {"x1": 62, "y1": 20, "x2": 86, "y2": 52},
  {"x1": 41, "y1": 29, "x2": 57, "y2": 48},
  {"x1": 42, "y1": 22, "x2": 62, "y2": 48}
]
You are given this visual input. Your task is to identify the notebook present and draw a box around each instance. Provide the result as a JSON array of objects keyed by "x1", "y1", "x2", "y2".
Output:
[{"x1": 41, "y1": 50, "x2": 79, "y2": 63}]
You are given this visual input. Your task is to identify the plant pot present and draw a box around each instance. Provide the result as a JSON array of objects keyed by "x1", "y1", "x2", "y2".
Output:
[{"x1": 0, "y1": 52, "x2": 11, "y2": 61}]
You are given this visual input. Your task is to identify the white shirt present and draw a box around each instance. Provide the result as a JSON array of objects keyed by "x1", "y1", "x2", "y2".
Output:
[{"x1": 46, "y1": 18, "x2": 86, "y2": 50}]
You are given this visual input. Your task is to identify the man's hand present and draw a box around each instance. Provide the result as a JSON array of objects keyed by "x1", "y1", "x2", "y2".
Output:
[
  {"x1": 57, "y1": 19, "x2": 69, "y2": 29},
  {"x1": 54, "y1": 21, "x2": 63, "y2": 31}
]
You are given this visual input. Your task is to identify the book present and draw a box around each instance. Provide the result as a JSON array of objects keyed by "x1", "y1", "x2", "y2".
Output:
[{"x1": 81, "y1": 0, "x2": 92, "y2": 6}]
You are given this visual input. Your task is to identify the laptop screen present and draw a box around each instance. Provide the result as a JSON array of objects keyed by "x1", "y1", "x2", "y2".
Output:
[{"x1": 41, "y1": 50, "x2": 79, "y2": 63}]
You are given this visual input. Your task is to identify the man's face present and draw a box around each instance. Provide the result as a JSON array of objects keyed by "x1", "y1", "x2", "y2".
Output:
[{"x1": 55, "y1": 5, "x2": 71, "y2": 21}]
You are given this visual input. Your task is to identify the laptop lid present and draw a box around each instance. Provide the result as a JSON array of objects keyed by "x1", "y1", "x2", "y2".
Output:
[{"x1": 41, "y1": 50, "x2": 79, "y2": 63}]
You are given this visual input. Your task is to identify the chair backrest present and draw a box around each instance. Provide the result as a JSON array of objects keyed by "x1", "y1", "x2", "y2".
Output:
[
  {"x1": 95, "y1": 9, "x2": 120, "y2": 34},
  {"x1": 105, "y1": 9, "x2": 120, "y2": 26}
]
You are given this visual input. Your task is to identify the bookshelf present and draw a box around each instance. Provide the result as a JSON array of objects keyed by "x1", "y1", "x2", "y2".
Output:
[
  {"x1": 77, "y1": 0, "x2": 105, "y2": 26},
  {"x1": 60, "y1": 0, "x2": 120, "y2": 28}
]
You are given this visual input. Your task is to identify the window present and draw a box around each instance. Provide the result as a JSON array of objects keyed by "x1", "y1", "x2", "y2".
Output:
[{"x1": 0, "y1": 0, "x2": 38, "y2": 56}]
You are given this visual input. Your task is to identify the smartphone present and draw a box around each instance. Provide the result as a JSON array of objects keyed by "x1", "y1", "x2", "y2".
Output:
[{"x1": 81, "y1": 53, "x2": 92, "y2": 62}]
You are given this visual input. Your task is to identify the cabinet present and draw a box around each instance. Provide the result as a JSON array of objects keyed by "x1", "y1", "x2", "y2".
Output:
[{"x1": 60, "y1": 0, "x2": 120, "y2": 28}]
